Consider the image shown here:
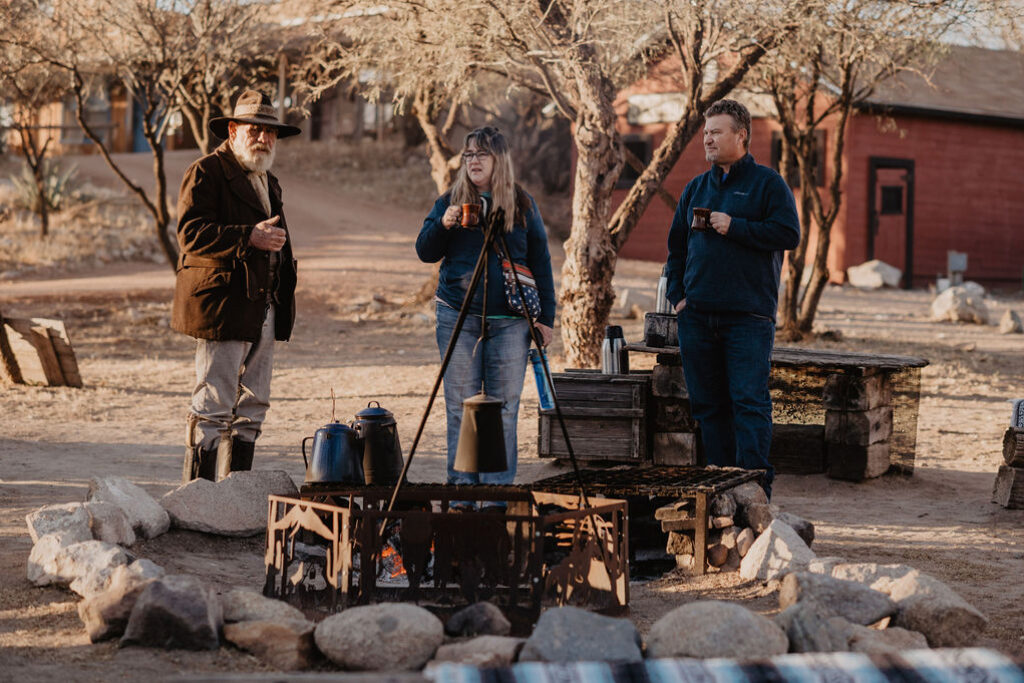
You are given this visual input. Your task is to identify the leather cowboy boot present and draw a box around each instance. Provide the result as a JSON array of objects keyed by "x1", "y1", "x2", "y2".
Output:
[
  {"x1": 231, "y1": 437, "x2": 255, "y2": 472},
  {"x1": 183, "y1": 414, "x2": 218, "y2": 483},
  {"x1": 183, "y1": 444, "x2": 218, "y2": 482},
  {"x1": 215, "y1": 436, "x2": 256, "y2": 480}
]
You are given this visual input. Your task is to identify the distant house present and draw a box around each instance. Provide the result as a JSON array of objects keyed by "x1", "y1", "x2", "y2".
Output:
[{"x1": 614, "y1": 45, "x2": 1024, "y2": 289}]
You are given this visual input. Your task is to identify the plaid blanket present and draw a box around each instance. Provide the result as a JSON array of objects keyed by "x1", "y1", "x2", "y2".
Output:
[{"x1": 427, "y1": 648, "x2": 1024, "y2": 683}]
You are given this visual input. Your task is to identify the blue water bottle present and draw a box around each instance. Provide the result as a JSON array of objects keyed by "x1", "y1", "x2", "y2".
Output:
[{"x1": 529, "y1": 348, "x2": 555, "y2": 410}]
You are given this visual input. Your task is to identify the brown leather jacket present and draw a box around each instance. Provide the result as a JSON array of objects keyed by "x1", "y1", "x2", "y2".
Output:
[{"x1": 171, "y1": 141, "x2": 297, "y2": 342}]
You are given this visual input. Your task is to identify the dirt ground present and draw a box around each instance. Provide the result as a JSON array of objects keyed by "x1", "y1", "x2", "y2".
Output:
[{"x1": 1, "y1": 147, "x2": 1023, "y2": 680}]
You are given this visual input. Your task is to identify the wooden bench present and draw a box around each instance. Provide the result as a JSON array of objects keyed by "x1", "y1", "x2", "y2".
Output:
[{"x1": 614, "y1": 344, "x2": 930, "y2": 479}]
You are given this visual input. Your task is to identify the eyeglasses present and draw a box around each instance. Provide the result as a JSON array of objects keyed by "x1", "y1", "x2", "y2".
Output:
[{"x1": 462, "y1": 151, "x2": 491, "y2": 161}]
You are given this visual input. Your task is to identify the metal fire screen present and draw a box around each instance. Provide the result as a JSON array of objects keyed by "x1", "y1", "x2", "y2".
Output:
[{"x1": 264, "y1": 484, "x2": 628, "y2": 623}]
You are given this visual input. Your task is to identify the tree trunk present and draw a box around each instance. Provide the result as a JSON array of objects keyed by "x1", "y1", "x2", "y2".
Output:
[
  {"x1": 560, "y1": 105, "x2": 622, "y2": 367},
  {"x1": 33, "y1": 170, "x2": 49, "y2": 238}
]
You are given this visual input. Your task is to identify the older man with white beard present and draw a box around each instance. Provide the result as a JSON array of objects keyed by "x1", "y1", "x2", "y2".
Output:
[{"x1": 171, "y1": 89, "x2": 301, "y2": 482}]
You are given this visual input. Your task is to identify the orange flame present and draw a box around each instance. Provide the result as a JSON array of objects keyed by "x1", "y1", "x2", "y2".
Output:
[{"x1": 381, "y1": 545, "x2": 405, "y2": 578}]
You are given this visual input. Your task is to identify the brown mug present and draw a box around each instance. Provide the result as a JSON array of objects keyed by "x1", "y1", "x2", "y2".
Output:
[
  {"x1": 691, "y1": 207, "x2": 711, "y2": 231},
  {"x1": 461, "y1": 203, "x2": 481, "y2": 227}
]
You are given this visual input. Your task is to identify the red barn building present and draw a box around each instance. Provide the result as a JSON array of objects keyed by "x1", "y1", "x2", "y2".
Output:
[{"x1": 614, "y1": 45, "x2": 1024, "y2": 289}]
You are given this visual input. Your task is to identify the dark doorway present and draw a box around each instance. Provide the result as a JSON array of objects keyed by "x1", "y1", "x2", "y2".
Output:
[{"x1": 867, "y1": 157, "x2": 914, "y2": 289}]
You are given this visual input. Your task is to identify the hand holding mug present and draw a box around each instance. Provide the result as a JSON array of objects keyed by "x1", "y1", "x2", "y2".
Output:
[{"x1": 709, "y1": 211, "x2": 731, "y2": 235}]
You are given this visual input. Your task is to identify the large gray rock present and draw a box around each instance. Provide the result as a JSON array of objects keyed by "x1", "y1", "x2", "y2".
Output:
[
  {"x1": 930, "y1": 286, "x2": 989, "y2": 324},
  {"x1": 889, "y1": 570, "x2": 987, "y2": 647},
  {"x1": 847, "y1": 260, "x2": 902, "y2": 289},
  {"x1": 161, "y1": 470, "x2": 297, "y2": 537},
  {"x1": 847, "y1": 624, "x2": 929, "y2": 653},
  {"x1": 220, "y1": 587, "x2": 305, "y2": 623},
  {"x1": 432, "y1": 635, "x2": 525, "y2": 667},
  {"x1": 25, "y1": 503, "x2": 92, "y2": 544},
  {"x1": 78, "y1": 559, "x2": 165, "y2": 642},
  {"x1": 68, "y1": 541, "x2": 134, "y2": 598},
  {"x1": 647, "y1": 600, "x2": 788, "y2": 659},
  {"x1": 739, "y1": 520, "x2": 816, "y2": 581},
  {"x1": 28, "y1": 537, "x2": 129, "y2": 593},
  {"x1": 710, "y1": 493, "x2": 737, "y2": 518},
  {"x1": 88, "y1": 476, "x2": 170, "y2": 540},
  {"x1": 120, "y1": 574, "x2": 223, "y2": 650},
  {"x1": 519, "y1": 606, "x2": 642, "y2": 663},
  {"x1": 829, "y1": 562, "x2": 916, "y2": 593},
  {"x1": 314, "y1": 603, "x2": 443, "y2": 670},
  {"x1": 999, "y1": 310, "x2": 1023, "y2": 334},
  {"x1": 27, "y1": 532, "x2": 80, "y2": 584},
  {"x1": 779, "y1": 572, "x2": 897, "y2": 626},
  {"x1": 730, "y1": 481, "x2": 768, "y2": 509},
  {"x1": 444, "y1": 601, "x2": 511, "y2": 637},
  {"x1": 84, "y1": 501, "x2": 136, "y2": 546},
  {"x1": 223, "y1": 619, "x2": 318, "y2": 670},
  {"x1": 742, "y1": 503, "x2": 775, "y2": 534},
  {"x1": 776, "y1": 512, "x2": 815, "y2": 548},
  {"x1": 774, "y1": 601, "x2": 851, "y2": 653}
]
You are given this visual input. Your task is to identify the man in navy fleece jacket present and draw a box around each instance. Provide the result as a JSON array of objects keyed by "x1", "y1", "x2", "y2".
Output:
[{"x1": 664, "y1": 99, "x2": 800, "y2": 498}]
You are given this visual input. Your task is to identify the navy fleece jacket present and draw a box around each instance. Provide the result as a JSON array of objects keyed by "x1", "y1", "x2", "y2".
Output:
[
  {"x1": 665, "y1": 153, "x2": 800, "y2": 320},
  {"x1": 416, "y1": 191, "x2": 556, "y2": 327}
]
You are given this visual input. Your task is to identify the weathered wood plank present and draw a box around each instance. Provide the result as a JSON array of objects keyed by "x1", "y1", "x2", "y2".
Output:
[
  {"x1": 652, "y1": 432, "x2": 697, "y2": 466},
  {"x1": 823, "y1": 373, "x2": 893, "y2": 411},
  {"x1": 1003, "y1": 427, "x2": 1024, "y2": 467},
  {"x1": 825, "y1": 406, "x2": 894, "y2": 446},
  {"x1": 538, "y1": 414, "x2": 644, "y2": 461},
  {"x1": 43, "y1": 319, "x2": 83, "y2": 388},
  {"x1": 652, "y1": 363, "x2": 687, "y2": 398},
  {"x1": 651, "y1": 397, "x2": 696, "y2": 432},
  {"x1": 827, "y1": 442, "x2": 891, "y2": 481},
  {"x1": 992, "y1": 466, "x2": 1024, "y2": 509},
  {"x1": 0, "y1": 312, "x2": 25, "y2": 384}
]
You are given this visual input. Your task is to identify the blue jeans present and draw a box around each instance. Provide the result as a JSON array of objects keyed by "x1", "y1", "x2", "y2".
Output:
[
  {"x1": 435, "y1": 303, "x2": 530, "y2": 486},
  {"x1": 677, "y1": 307, "x2": 775, "y2": 495}
]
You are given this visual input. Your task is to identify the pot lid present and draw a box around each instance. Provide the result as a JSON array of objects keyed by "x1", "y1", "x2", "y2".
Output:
[{"x1": 355, "y1": 400, "x2": 394, "y2": 420}]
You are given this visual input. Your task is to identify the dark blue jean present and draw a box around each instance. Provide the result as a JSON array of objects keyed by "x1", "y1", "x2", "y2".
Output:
[
  {"x1": 677, "y1": 307, "x2": 775, "y2": 495},
  {"x1": 435, "y1": 302, "x2": 530, "y2": 487}
]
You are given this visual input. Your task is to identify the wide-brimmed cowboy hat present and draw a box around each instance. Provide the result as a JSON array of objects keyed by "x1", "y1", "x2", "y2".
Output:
[{"x1": 208, "y1": 89, "x2": 302, "y2": 140}]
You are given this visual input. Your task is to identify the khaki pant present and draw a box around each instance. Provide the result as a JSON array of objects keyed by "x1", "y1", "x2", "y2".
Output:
[{"x1": 187, "y1": 306, "x2": 275, "y2": 450}]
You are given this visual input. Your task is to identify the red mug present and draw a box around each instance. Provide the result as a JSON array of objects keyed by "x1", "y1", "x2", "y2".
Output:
[
  {"x1": 461, "y1": 203, "x2": 481, "y2": 227},
  {"x1": 691, "y1": 207, "x2": 711, "y2": 231}
]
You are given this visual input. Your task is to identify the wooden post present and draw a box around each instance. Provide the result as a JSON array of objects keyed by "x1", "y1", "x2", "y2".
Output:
[
  {"x1": 1003, "y1": 427, "x2": 1024, "y2": 467},
  {"x1": 993, "y1": 465, "x2": 1024, "y2": 509}
]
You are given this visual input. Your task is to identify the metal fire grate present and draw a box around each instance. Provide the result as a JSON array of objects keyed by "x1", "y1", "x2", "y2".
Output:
[
  {"x1": 531, "y1": 465, "x2": 762, "y2": 497},
  {"x1": 264, "y1": 484, "x2": 628, "y2": 628},
  {"x1": 532, "y1": 466, "x2": 763, "y2": 575}
]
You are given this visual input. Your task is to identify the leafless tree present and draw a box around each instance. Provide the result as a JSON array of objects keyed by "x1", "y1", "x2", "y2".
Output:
[
  {"x1": 752, "y1": 0, "x2": 972, "y2": 340},
  {"x1": 0, "y1": 4, "x2": 69, "y2": 237},
  {"x1": 296, "y1": 0, "x2": 801, "y2": 365}
]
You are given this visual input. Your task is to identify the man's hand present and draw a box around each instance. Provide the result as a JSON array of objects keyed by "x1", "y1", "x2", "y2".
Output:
[
  {"x1": 710, "y1": 211, "x2": 731, "y2": 235},
  {"x1": 250, "y1": 215, "x2": 286, "y2": 252},
  {"x1": 674, "y1": 298, "x2": 687, "y2": 313},
  {"x1": 535, "y1": 323, "x2": 554, "y2": 347}
]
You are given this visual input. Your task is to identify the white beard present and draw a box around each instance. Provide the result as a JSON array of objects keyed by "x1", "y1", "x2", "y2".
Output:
[{"x1": 230, "y1": 134, "x2": 276, "y2": 173}]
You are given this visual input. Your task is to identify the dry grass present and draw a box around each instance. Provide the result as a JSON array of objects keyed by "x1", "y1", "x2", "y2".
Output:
[{"x1": 0, "y1": 163, "x2": 163, "y2": 277}]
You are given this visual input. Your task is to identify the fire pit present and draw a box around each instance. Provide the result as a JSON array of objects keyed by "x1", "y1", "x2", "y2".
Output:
[
  {"x1": 532, "y1": 466, "x2": 763, "y2": 574},
  {"x1": 263, "y1": 484, "x2": 628, "y2": 626}
]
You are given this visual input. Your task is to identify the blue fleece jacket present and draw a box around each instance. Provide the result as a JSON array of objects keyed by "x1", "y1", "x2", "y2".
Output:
[
  {"x1": 416, "y1": 190, "x2": 556, "y2": 327},
  {"x1": 665, "y1": 153, "x2": 800, "y2": 319}
]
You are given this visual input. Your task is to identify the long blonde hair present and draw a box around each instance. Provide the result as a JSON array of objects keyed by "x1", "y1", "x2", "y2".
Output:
[{"x1": 448, "y1": 127, "x2": 523, "y2": 233}]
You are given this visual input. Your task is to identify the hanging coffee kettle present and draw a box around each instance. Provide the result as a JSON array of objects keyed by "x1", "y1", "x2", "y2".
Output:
[{"x1": 352, "y1": 401, "x2": 404, "y2": 485}]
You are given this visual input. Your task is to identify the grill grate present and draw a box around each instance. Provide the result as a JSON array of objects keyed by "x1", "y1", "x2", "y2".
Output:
[{"x1": 531, "y1": 465, "x2": 762, "y2": 497}]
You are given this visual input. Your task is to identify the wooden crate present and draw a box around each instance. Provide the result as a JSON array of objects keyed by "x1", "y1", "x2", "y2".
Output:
[{"x1": 538, "y1": 370, "x2": 650, "y2": 462}]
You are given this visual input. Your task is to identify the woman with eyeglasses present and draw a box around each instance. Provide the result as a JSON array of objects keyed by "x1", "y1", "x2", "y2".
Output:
[{"x1": 416, "y1": 126, "x2": 556, "y2": 504}]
